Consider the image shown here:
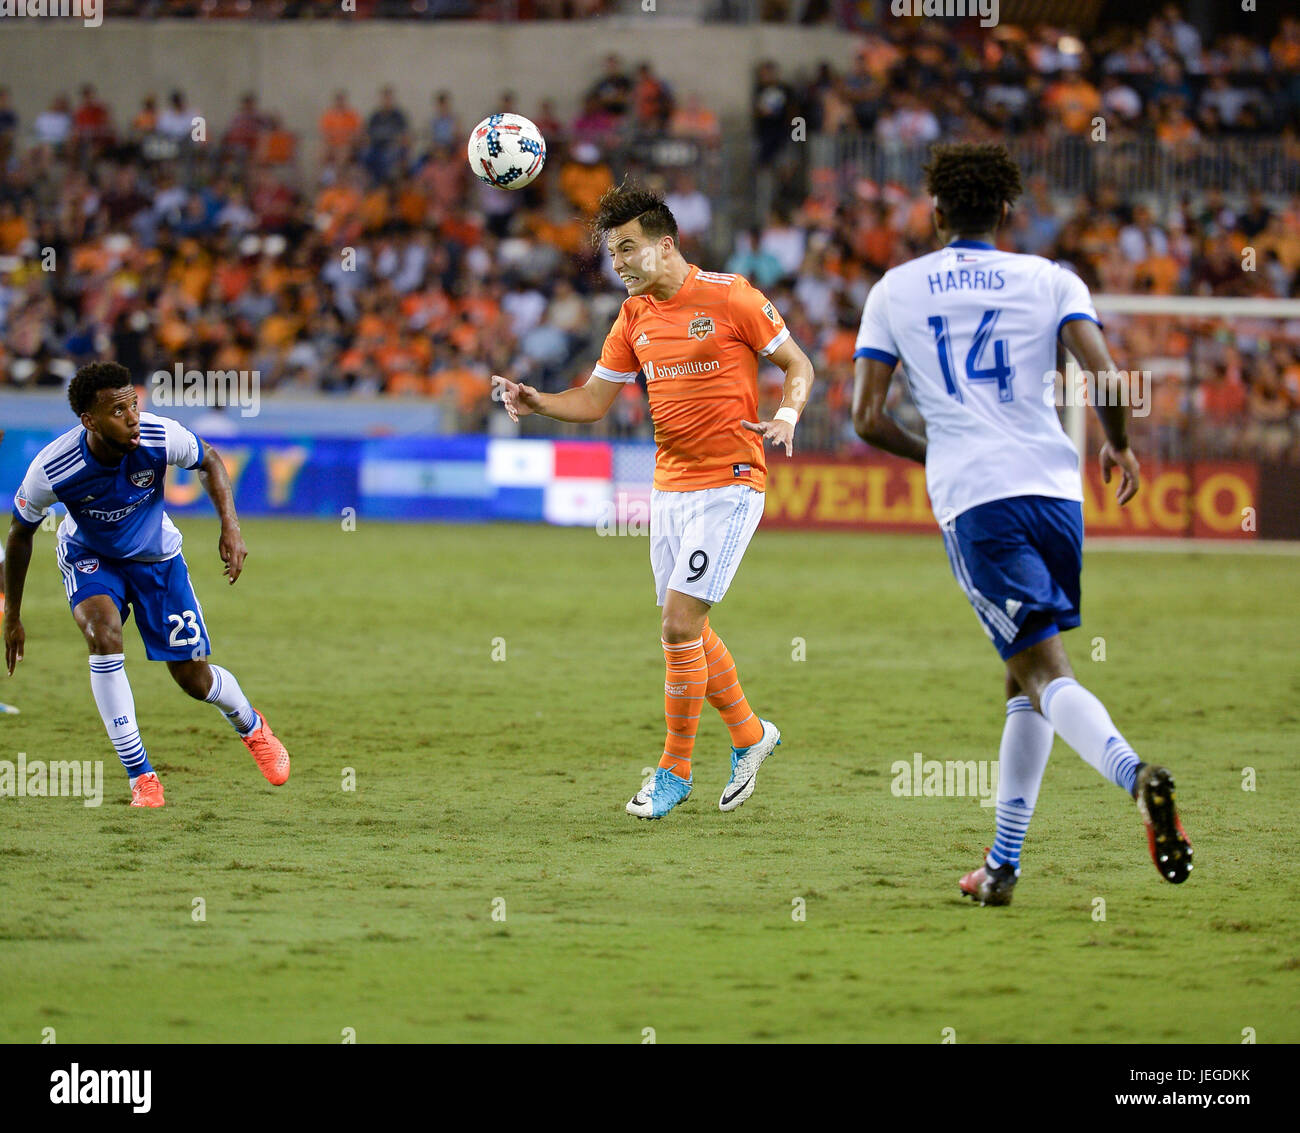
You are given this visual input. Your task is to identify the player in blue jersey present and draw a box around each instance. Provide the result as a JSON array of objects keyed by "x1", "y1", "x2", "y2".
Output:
[
  {"x1": 852, "y1": 144, "x2": 1191, "y2": 906},
  {"x1": 2, "y1": 362, "x2": 290, "y2": 807}
]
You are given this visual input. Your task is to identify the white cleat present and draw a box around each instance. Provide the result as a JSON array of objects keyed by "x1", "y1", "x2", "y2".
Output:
[{"x1": 719, "y1": 719, "x2": 781, "y2": 812}]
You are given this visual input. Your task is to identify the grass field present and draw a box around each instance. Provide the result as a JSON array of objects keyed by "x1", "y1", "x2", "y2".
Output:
[{"x1": 2, "y1": 517, "x2": 1298, "y2": 1044}]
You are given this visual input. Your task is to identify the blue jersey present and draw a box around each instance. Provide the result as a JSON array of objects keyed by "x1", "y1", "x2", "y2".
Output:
[{"x1": 12, "y1": 413, "x2": 205, "y2": 562}]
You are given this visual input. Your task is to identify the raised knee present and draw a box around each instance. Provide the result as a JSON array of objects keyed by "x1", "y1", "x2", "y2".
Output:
[{"x1": 87, "y1": 626, "x2": 123, "y2": 655}]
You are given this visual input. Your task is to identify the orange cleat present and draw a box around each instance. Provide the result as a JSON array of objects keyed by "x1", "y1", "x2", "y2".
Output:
[
  {"x1": 130, "y1": 772, "x2": 165, "y2": 808},
  {"x1": 241, "y1": 710, "x2": 290, "y2": 785}
]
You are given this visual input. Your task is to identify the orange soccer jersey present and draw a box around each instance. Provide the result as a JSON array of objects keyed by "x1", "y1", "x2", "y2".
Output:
[{"x1": 594, "y1": 266, "x2": 788, "y2": 492}]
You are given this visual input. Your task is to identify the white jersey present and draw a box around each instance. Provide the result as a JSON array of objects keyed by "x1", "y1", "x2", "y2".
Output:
[{"x1": 855, "y1": 240, "x2": 1098, "y2": 522}]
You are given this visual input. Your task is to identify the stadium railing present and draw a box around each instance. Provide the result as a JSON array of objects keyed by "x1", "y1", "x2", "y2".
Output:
[{"x1": 811, "y1": 136, "x2": 1300, "y2": 197}]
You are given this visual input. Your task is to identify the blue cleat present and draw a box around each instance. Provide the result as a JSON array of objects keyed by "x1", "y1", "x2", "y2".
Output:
[
  {"x1": 626, "y1": 767, "x2": 693, "y2": 819},
  {"x1": 719, "y1": 719, "x2": 781, "y2": 812}
]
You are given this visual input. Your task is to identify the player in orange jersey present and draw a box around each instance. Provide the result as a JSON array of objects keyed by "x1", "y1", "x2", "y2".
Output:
[{"x1": 492, "y1": 185, "x2": 815, "y2": 819}]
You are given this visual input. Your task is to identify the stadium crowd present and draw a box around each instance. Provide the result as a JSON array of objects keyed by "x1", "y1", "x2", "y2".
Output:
[{"x1": 2, "y1": 9, "x2": 1299, "y2": 461}]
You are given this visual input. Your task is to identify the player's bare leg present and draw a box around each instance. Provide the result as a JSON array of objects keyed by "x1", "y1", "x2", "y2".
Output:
[
  {"x1": 167, "y1": 658, "x2": 289, "y2": 787},
  {"x1": 73, "y1": 595, "x2": 161, "y2": 806}
]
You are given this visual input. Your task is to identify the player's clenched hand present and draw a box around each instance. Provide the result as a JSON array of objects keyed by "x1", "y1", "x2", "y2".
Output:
[
  {"x1": 742, "y1": 419, "x2": 796, "y2": 457},
  {"x1": 1100, "y1": 443, "x2": 1140, "y2": 506},
  {"x1": 3, "y1": 616, "x2": 24, "y2": 677},
  {"x1": 219, "y1": 523, "x2": 247, "y2": 585},
  {"x1": 491, "y1": 374, "x2": 541, "y2": 422}
]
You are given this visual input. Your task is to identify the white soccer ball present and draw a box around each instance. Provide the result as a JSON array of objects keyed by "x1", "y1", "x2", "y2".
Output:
[{"x1": 467, "y1": 113, "x2": 547, "y2": 190}]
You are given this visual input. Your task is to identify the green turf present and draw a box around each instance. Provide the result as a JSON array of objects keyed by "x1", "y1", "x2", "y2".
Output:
[{"x1": 2, "y1": 518, "x2": 1297, "y2": 1043}]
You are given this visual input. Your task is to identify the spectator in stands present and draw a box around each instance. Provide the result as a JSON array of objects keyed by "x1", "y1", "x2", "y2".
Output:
[
  {"x1": 223, "y1": 93, "x2": 266, "y2": 160},
  {"x1": 632, "y1": 62, "x2": 674, "y2": 132},
  {"x1": 664, "y1": 171, "x2": 711, "y2": 249},
  {"x1": 1044, "y1": 69, "x2": 1101, "y2": 135},
  {"x1": 759, "y1": 209, "x2": 806, "y2": 280},
  {"x1": 320, "y1": 90, "x2": 363, "y2": 160},
  {"x1": 1244, "y1": 359, "x2": 1294, "y2": 460},
  {"x1": 365, "y1": 86, "x2": 410, "y2": 182},
  {"x1": 33, "y1": 96, "x2": 73, "y2": 152},
  {"x1": 669, "y1": 92, "x2": 720, "y2": 144},
  {"x1": 586, "y1": 54, "x2": 632, "y2": 119},
  {"x1": 558, "y1": 143, "x2": 613, "y2": 220},
  {"x1": 753, "y1": 60, "x2": 795, "y2": 168},
  {"x1": 531, "y1": 98, "x2": 564, "y2": 146},
  {"x1": 72, "y1": 84, "x2": 113, "y2": 157},
  {"x1": 570, "y1": 93, "x2": 620, "y2": 149},
  {"x1": 157, "y1": 90, "x2": 199, "y2": 141},
  {"x1": 131, "y1": 95, "x2": 159, "y2": 137},
  {"x1": 431, "y1": 90, "x2": 459, "y2": 150},
  {"x1": 0, "y1": 87, "x2": 17, "y2": 165}
]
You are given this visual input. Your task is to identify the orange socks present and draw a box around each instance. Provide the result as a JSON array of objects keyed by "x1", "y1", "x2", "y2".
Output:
[
  {"x1": 702, "y1": 621, "x2": 764, "y2": 750},
  {"x1": 659, "y1": 637, "x2": 707, "y2": 779}
]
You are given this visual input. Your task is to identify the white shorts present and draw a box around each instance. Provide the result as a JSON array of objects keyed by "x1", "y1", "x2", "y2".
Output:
[{"x1": 650, "y1": 485, "x2": 765, "y2": 607}]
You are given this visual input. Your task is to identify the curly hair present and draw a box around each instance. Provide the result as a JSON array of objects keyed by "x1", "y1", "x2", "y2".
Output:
[
  {"x1": 590, "y1": 181, "x2": 678, "y2": 247},
  {"x1": 68, "y1": 361, "x2": 134, "y2": 417},
  {"x1": 922, "y1": 143, "x2": 1023, "y2": 236}
]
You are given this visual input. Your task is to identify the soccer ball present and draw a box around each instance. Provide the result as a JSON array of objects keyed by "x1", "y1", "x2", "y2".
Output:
[{"x1": 467, "y1": 113, "x2": 547, "y2": 190}]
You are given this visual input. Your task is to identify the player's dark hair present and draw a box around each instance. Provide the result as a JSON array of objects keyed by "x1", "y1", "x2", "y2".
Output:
[
  {"x1": 591, "y1": 182, "x2": 678, "y2": 247},
  {"x1": 923, "y1": 143, "x2": 1023, "y2": 235},
  {"x1": 68, "y1": 361, "x2": 134, "y2": 417}
]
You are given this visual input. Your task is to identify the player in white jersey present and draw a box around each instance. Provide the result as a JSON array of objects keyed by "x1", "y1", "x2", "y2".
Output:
[
  {"x1": 3, "y1": 362, "x2": 291, "y2": 807},
  {"x1": 852, "y1": 144, "x2": 1191, "y2": 906}
]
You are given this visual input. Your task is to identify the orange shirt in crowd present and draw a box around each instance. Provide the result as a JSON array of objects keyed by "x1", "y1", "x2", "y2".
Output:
[
  {"x1": 596, "y1": 265, "x2": 789, "y2": 492},
  {"x1": 319, "y1": 105, "x2": 362, "y2": 152},
  {"x1": 1044, "y1": 78, "x2": 1102, "y2": 133}
]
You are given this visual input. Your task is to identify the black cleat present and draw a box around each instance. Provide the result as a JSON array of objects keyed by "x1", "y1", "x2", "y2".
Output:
[
  {"x1": 1135, "y1": 763, "x2": 1193, "y2": 884},
  {"x1": 959, "y1": 852, "x2": 1018, "y2": 906}
]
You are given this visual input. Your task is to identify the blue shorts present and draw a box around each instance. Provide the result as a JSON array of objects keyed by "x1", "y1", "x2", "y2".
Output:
[
  {"x1": 56, "y1": 537, "x2": 212, "y2": 662},
  {"x1": 942, "y1": 495, "x2": 1083, "y2": 661}
]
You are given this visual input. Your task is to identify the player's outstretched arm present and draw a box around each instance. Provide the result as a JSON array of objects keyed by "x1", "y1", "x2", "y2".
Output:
[
  {"x1": 852, "y1": 356, "x2": 927, "y2": 464},
  {"x1": 196, "y1": 444, "x2": 247, "y2": 584},
  {"x1": 742, "y1": 336, "x2": 814, "y2": 457},
  {"x1": 491, "y1": 373, "x2": 621, "y2": 425},
  {"x1": 3, "y1": 520, "x2": 34, "y2": 675},
  {"x1": 1059, "y1": 318, "x2": 1139, "y2": 505}
]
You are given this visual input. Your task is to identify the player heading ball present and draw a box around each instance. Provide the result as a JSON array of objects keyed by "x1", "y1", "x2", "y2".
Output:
[
  {"x1": 4, "y1": 362, "x2": 291, "y2": 807},
  {"x1": 492, "y1": 183, "x2": 815, "y2": 819}
]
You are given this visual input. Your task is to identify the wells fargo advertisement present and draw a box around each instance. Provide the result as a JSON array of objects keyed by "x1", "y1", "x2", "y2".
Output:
[{"x1": 764, "y1": 453, "x2": 1258, "y2": 540}]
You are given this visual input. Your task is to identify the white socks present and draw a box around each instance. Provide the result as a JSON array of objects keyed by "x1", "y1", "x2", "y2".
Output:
[
  {"x1": 204, "y1": 665, "x2": 259, "y2": 737},
  {"x1": 1039, "y1": 676, "x2": 1140, "y2": 795},
  {"x1": 88, "y1": 654, "x2": 151, "y2": 780},
  {"x1": 987, "y1": 695, "x2": 1054, "y2": 871}
]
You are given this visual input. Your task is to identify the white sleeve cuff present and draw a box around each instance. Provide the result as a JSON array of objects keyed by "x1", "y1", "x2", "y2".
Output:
[
  {"x1": 592, "y1": 364, "x2": 639, "y2": 384},
  {"x1": 759, "y1": 327, "x2": 790, "y2": 357}
]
